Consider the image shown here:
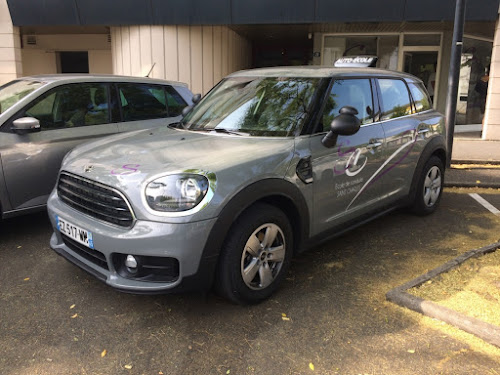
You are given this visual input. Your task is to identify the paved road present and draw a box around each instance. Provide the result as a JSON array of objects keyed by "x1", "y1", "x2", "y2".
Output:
[{"x1": 1, "y1": 189, "x2": 500, "y2": 375}]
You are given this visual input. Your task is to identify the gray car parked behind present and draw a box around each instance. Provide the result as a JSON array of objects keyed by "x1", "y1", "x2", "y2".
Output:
[{"x1": 0, "y1": 74, "x2": 193, "y2": 218}]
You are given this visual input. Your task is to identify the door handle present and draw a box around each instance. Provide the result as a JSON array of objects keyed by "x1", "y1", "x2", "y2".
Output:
[
  {"x1": 367, "y1": 140, "x2": 382, "y2": 149},
  {"x1": 417, "y1": 127, "x2": 430, "y2": 135}
]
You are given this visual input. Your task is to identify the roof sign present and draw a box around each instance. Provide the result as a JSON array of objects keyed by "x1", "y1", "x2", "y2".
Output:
[{"x1": 334, "y1": 56, "x2": 378, "y2": 68}]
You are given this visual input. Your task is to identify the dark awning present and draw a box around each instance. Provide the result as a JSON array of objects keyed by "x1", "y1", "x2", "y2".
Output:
[{"x1": 6, "y1": 0, "x2": 500, "y2": 26}]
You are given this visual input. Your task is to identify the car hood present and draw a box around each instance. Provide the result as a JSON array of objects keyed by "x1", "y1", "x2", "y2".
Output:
[{"x1": 62, "y1": 126, "x2": 295, "y2": 189}]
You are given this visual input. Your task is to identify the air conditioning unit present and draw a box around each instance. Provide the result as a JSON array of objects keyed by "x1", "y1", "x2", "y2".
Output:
[{"x1": 26, "y1": 35, "x2": 37, "y2": 45}]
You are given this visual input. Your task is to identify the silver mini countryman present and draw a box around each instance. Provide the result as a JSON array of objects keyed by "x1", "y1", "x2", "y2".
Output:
[{"x1": 47, "y1": 66, "x2": 446, "y2": 304}]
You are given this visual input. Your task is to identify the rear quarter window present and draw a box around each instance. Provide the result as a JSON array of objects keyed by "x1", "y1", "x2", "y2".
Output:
[
  {"x1": 408, "y1": 83, "x2": 432, "y2": 112},
  {"x1": 378, "y1": 79, "x2": 412, "y2": 121}
]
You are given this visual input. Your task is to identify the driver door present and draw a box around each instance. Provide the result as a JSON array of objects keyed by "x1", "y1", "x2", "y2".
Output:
[{"x1": 310, "y1": 78, "x2": 387, "y2": 235}]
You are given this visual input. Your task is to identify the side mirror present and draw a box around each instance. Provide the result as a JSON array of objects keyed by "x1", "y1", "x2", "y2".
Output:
[
  {"x1": 322, "y1": 106, "x2": 361, "y2": 148},
  {"x1": 192, "y1": 93, "x2": 202, "y2": 104},
  {"x1": 11, "y1": 117, "x2": 41, "y2": 135}
]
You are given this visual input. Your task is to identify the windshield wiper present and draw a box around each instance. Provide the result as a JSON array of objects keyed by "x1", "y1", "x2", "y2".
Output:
[
  {"x1": 167, "y1": 122, "x2": 185, "y2": 129},
  {"x1": 211, "y1": 128, "x2": 248, "y2": 136}
]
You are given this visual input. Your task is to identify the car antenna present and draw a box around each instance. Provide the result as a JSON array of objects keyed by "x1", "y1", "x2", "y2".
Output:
[{"x1": 145, "y1": 63, "x2": 156, "y2": 77}]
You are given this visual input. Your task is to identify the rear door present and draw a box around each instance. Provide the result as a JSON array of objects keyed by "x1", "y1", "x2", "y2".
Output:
[
  {"x1": 375, "y1": 78, "x2": 422, "y2": 199},
  {"x1": 116, "y1": 83, "x2": 187, "y2": 132},
  {"x1": 0, "y1": 82, "x2": 118, "y2": 211},
  {"x1": 310, "y1": 78, "x2": 387, "y2": 235}
]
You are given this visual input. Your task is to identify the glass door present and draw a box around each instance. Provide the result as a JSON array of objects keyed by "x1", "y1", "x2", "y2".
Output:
[{"x1": 403, "y1": 51, "x2": 439, "y2": 106}]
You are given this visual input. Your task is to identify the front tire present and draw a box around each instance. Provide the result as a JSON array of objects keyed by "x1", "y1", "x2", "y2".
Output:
[
  {"x1": 215, "y1": 203, "x2": 293, "y2": 305},
  {"x1": 411, "y1": 156, "x2": 444, "y2": 215}
]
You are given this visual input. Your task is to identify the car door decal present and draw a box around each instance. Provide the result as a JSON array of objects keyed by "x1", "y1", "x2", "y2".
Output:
[
  {"x1": 333, "y1": 140, "x2": 368, "y2": 177},
  {"x1": 346, "y1": 129, "x2": 417, "y2": 211}
]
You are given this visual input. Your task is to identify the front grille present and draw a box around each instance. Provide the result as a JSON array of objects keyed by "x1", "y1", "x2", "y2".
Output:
[
  {"x1": 62, "y1": 234, "x2": 109, "y2": 270},
  {"x1": 57, "y1": 172, "x2": 134, "y2": 227}
]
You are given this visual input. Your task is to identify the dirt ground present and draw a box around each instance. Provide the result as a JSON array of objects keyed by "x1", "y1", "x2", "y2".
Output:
[{"x1": 1, "y1": 188, "x2": 500, "y2": 375}]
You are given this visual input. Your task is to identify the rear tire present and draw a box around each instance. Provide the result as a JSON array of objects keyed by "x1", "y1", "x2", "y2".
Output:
[
  {"x1": 411, "y1": 156, "x2": 444, "y2": 216},
  {"x1": 215, "y1": 203, "x2": 293, "y2": 305}
]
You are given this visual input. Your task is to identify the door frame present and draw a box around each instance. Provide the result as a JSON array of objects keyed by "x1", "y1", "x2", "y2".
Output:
[{"x1": 397, "y1": 33, "x2": 442, "y2": 108}]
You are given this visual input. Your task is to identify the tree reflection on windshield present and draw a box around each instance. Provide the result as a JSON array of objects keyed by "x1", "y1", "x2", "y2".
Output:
[{"x1": 183, "y1": 77, "x2": 320, "y2": 137}]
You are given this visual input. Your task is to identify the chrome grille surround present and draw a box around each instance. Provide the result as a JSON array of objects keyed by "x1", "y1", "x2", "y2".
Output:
[{"x1": 57, "y1": 171, "x2": 135, "y2": 228}]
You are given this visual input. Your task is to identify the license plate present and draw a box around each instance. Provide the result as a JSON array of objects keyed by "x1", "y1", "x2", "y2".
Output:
[{"x1": 56, "y1": 215, "x2": 94, "y2": 249}]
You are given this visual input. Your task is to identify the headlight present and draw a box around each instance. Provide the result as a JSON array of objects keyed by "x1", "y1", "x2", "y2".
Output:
[{"x1": 145, "y1": 174, "x2": 209, "y2": 212}]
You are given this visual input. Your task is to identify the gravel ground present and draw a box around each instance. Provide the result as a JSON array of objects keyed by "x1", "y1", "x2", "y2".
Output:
[{"x1": 1, "y1": 188, "x2": 500, "y2": 375}]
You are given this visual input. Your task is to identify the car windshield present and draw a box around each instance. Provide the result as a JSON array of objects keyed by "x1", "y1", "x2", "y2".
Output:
[
  {"x1": 0, "y1": 79, "x2": 45, "y2": 114},
  {"x1": 182, "y1": 76, "x2": 321, "y2": 136}
]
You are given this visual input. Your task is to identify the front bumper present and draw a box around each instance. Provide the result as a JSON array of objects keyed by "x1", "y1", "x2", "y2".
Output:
[{"x1": 47, "y1": 191, "x2": 218, "y2": 293}]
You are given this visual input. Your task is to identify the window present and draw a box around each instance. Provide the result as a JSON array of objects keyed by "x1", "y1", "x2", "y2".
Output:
[
  {"x1": 24, "y1": 83, "x2": 109, "y2": 130},
  {"x1": 378, "y1": 79, "x2": 412, "y2": 121},
  {"x1": 409, "y1": 83, "x2": 432, "y2": 113},
  {"x1": 166, "y1": 86, "x2": 187, "y2": 117},
  {"x1": 182, "y1": 77, "x2": 320, "y2": 137},
  {"x1": 0, "y1": 79, "x2": 45, "y2": 114},
  {"x1": 321, "y1": 79, "x2": 374, "y2": 132},
  {"x1": 118, "y1": 84, "x2": 168, "y2": 121}
]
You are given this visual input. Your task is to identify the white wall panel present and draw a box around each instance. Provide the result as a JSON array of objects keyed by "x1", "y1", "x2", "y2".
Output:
[
  {"x1": 151, "y1": 26, "x2": 165, "y2": 79},
  {"x1": 139, "y1": 25, "x2": 153, "y2": 76},
  {"x1": 111, "y1": 25, "x2": 251, "y2": 94},
  {"x1": 129, "y1": 26, "x2": 141, "y2": 76},
  {"x1": 178, "y1": 26, "x2": 191, "y2": 88},
  {"x1": 164, "y1": 25, "x2": 179, "y2": 81},
  {"x1": 213, "y1": 26, "x2": 223, "y2": 84},
  {"x1": 121, "y1": 27, "x2": 132, "y2": 76},
  {"x1": 202, "y1": 26, "x2": 214, "y2": 94},
  {"x1": 190, "y1": 26, "x2": 203, "y2": 95}
]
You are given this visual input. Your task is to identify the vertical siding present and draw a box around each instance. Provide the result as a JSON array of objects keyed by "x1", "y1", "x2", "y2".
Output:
[
  {"x1": 221, "y1": 27, "x2": 229, "y2": 77},
  {"x1": 129, "y1": 26, "x2": 141, "y2": 76},
  {"x1": 164, "y1": 26, "x2": 179, "y2": 81},
  {"x1": 139, "y1": 25, "x2": 152, "y2": 76},
  {"x1": 121, "y1": 27, "x2": 131, "y2": 76},
  {"x1": 213, "y1": 26, "x2": 223, "y2": 84},
  {"x1": 202, "y1": 26, "x2": 214, "y2": 94},
  {"x1": 111, "y1": 25, "x2": 251, "y2": 94},
  {"x1": 190, "y1": 26, "x2": 203, "y2": 95},
  {"x1": 151, "y1": 26, "x2": 165, "y2": 79},
  {"x1": 178, "y1": 26, "x2": 191, "y2": 88}
]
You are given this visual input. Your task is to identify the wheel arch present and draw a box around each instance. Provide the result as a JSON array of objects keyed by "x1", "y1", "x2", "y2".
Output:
[
  {"x1": 201, "y1": 178, "x2": 309, "y2": 269},
  {"x1": 408, "y1": 135, "x2": 446, "y2": 204}
]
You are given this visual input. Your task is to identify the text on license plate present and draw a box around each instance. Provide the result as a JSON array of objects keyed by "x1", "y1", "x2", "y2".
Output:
[{"x1": 56, "y1": 215, "x2": 94, "y2": 249}]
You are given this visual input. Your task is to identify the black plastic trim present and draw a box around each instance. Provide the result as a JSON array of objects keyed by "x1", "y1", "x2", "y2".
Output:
[{"x1": 52, "y1": 245, "x2": 107, "y2": 283}]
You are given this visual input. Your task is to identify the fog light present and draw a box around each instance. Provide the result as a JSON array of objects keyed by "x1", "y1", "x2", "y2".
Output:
[{"x1": 125, "y1": 255, "x2": 138, "y2": 269}]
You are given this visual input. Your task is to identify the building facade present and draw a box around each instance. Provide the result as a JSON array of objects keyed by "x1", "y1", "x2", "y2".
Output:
[{"x1": 2, "y1": 0, "x2": 500, "y2": 139}]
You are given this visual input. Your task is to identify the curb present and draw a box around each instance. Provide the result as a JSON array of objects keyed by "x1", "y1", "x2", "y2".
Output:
[
  {"x1": 444, "y1": 182, "x2": 500, "y2": 189},
  {"x1": 386, "y1": 242, "x2": 500, "y2": 348},
  {"x1": 451, "y1": 160, "x2": 500, "y2": 165}
]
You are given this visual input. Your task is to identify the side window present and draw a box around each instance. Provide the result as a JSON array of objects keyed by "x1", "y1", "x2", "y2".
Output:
[
  {"x1": 24, "y1": 83, "x2": 109, "y2": 130},
  {"x1": 408, "y1": 83, "x2": 432, "y2": 113},
  {"x1": 321, "y1": 79, "x2": 374, "y2": 132},
  {"x1": 378, "y1": 79, "x2": 412, "y2": 121},
  {"x1": 118, "y1": 83, "x2": 168, "y2": 121},
  {"x1": 165, "y1": 86, "x2": 187, "y2": 117}
]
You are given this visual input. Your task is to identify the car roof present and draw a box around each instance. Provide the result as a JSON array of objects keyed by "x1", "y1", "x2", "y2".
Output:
[
  {"x1": 228, "y1": 66, "x2": 422, "y2": 83},
  {"x1": 16, "y1": 74, "x2": 188, "y2": 87}
]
